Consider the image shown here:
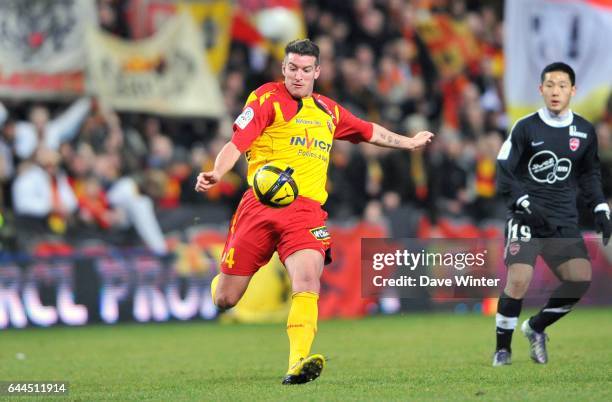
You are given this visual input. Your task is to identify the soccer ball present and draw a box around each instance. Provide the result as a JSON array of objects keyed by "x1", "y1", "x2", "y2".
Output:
[{"x1": 253, "y1": 162, "x2": 298, "y2": 208}]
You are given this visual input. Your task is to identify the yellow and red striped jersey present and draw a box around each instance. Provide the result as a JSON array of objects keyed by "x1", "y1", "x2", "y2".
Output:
[{"x1": 231, "y1": 82, "x2": 373, "y2": 204}]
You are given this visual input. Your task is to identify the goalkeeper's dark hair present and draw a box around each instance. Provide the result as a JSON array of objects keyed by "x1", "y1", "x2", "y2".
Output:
[
  {"x1": 541, "y1": 62, "x2": 575, "y2": 86},
  {"x1": 285, "y1": 39, "x2": 320, "y2": 65}
]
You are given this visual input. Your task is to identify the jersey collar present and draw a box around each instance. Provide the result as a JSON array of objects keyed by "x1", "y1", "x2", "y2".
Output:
[
  {"x1": 537, "y1": 107, "x2": 573, "y2": 128},
  {"x1": 280, "y1": 81, "x2": 315, "y2": 101}
]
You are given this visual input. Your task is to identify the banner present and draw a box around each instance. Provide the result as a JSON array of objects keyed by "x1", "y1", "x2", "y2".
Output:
[
  {"x1": 2, "y1": 225, "x2": 612, "y2": 329},
  {"x1": 131, "y1": 1, "x2": 233, "y2": 74},
  {"x1": 0, "y1": 0, "x2": 95, "y2": 74},
  {"x1": 177, "y1": 1, "x2": 233, "y2": 74},
  {"x1": 416, "y1": 14, "x2": 481, "y2": 78},
  {"x1": 0, "y1": 0, "x2": 94, "y2": 97},
  {"x1": 0, "y1": 72, "x2": 84, "y2": 99},
  {"x1": 0, "y1": 222, "x2": 386, "y2": 329},
  {"x1": 504, "y1": 0, "x2": 612, "y2": 123},
  {"x1": 86, "y1": 12, "x2": 225, "y2": 117}
]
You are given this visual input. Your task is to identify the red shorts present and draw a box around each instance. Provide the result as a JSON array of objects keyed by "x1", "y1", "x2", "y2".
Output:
[{"x1": 220, "y1": 189, "x2": 331, "y2": 276}]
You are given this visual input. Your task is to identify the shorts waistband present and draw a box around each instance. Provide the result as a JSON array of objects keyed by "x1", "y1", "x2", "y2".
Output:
[{"x1": 245, "y1": 187, "x2": 322, "y2": 208}]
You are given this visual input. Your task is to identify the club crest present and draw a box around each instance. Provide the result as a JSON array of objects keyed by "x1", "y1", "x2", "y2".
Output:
[{"x1": 569, "y1": 138, "x2": 580, "y2": 152}]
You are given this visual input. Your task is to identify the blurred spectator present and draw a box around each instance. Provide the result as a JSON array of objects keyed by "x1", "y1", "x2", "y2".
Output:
[
  {"x1": 459, "y1": 82, "x2": 486, "y2": 139},
  {"x1": 14, "y1": 98, "x2": 92, "y2": 160},
  {"x1": 429, "y1": 130, "x2": 472, "y2": 219},
  {"x1": 0, "y1": 104, "x2": 16, "y2": 208},
  {"x1": 186, "y1": 135, "x2": 245, "y2": 208},
  {"x1": 74, "y1": 174, "x2": 125, "y2": 230},
  {"x1": 381, "y1": 114, "x2": 430, "y2": 211},
  {"x1": 89, "y1": 148, "x2": 168, "y2": 255},
  {"x1": 351, "y1": 4, "x2": 399, "y2": 58},
  {"x1": 326, "y1": 140, "x2": 368, "y2": 219},
  {"x1": 147, "y1": 135, "x2": 174, "y2": 170},
  {"x1": 469, "y1": 131, "x2": 504, "y2": 222},
  {"x1": 337, "y1": 55, "x2": 380, "y2": 121},
  {"x1": 145, "y1": 138, "x2": 191, "y2": 210},
  {"x1": 12, "y1": 148, "x2": 78, "y2": 237},
  {"x1": 98, "y1": 0, "x2": 129, "y2": 38},
  {"x1": 312, "y1": 35, "x2": 338, "y2": 98}
]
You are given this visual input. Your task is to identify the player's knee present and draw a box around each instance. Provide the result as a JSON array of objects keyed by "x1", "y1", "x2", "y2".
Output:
[
  {"x1": 285, "y1": 249, "x2": 324, "y2": 291},
  {"x1": 292, "y1": 275, "x2": 320, "y2": 293},
  {"x1": 288, "y1": 262, "x2": 322, "y2": 293},
  {"x1": 214, "y1": 292, "x2": 240, "y2": 309},
  {"x1": 504, "y1": 278, "x2": 530, "y2": 299}
]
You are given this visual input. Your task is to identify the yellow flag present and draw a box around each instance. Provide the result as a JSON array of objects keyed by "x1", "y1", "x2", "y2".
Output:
[{"x1": 178, "y1": 1, "x2": 233, "y2": 74}]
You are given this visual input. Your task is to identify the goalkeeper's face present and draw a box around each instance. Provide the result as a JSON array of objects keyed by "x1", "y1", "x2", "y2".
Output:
[
  {"x1": 282, "y1": 53, "x2": 321, "y2": 98},
  {"x1": 539, "y1": 71, "x2": 575, "y2": 115}
]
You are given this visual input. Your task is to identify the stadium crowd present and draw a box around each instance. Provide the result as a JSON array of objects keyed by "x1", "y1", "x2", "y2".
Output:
[{"x1": 0, "y1": 0, "x2": 611, "y2": 253}]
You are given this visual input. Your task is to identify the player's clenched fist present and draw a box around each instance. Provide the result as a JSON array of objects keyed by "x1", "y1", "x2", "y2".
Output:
[
  {"x1": 412, "y1": 131, "x2": 434, "y2": 149},
  {"x1": 195, "y1": 171, "x2": 220, "y2": 192}
]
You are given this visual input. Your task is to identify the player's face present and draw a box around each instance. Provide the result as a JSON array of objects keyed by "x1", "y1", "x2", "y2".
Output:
[
  {"x1": 539, "y1": 71, "x2": 575, "y2": 115},
  {"x1": 282, "y1": 53, "x2": 320, "y2": 98}
]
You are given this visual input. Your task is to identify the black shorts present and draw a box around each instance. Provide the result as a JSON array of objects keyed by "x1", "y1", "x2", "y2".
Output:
[{"x1": 503, "y1": 218, "x2": 589, "y2": 269}]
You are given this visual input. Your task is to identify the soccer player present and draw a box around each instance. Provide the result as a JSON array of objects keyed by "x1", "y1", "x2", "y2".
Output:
[
  {"x1": 493, "y1": 62, "x2": 611, "y2": 366},
  {"x1": 195, "y1": 39, "x2": 434, "y2": 384}
]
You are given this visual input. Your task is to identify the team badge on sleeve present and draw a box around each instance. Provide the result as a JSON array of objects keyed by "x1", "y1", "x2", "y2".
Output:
[
  {"x1": 235, "y1": 107, "x2": 254, "y2": 129},
  {"x1": 569, "y1": 138, "x2": 580, "y2": 152},
  {"x1": 310, "y1": 226, "x2": 330, "y2": 241}
]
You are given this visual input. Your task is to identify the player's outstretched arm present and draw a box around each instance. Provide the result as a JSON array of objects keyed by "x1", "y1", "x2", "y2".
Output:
[
  {"x1": 369, "y1": 123, "x2": 434, "y2": 151},
  {"x1": 195, "y1": 141, "x2": 241, "y2": 193}
]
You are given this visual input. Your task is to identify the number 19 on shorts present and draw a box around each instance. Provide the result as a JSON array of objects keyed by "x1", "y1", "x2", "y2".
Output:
[{"x1": 508, "y1": 220, "x2": 531, "y2": 241}]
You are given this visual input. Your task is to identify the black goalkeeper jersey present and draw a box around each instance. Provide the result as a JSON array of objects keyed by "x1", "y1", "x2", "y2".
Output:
[{"x1": 496, "y1": 108, "x2": 605, "y2": 228}]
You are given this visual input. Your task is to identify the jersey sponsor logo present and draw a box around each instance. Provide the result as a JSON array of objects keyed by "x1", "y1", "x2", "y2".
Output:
[
  {"x1": 531, "y1": 141, "x2": 544, "y2": 147},
  {"x1": 290, "y1": 129, "x2": 332, "y2": 152},
  {"x1": 310, "y1": 226, "x2": 330, "y2": 241},
  {"x1": 569, "y1": 125, "x2": 587, "y2": 139},
  {"x1": 234, "y1": 107, "x2": 254, "y2": 129},
  {"x1": 295, "y1": 118, "x2": 322, "y2": 126},
  {"x1": 569, "y1": 137, "x2": 580, "y2": 152},
  {"x1": 528, "y1": 150, "x2": 572, "y2": 184}
]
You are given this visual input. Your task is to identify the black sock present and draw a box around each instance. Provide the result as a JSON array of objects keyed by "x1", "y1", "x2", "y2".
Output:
[
  {"x1": 496, "y1": 292, "x2": 523, "y2": 352},
  {"x1": 529, "y1": 281, "x2": 590, "y2": 333}
]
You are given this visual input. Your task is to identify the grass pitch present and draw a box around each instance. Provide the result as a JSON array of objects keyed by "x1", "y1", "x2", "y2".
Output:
[{"x1": 1, "y1": 308, "x2": 611, "y2": 401}]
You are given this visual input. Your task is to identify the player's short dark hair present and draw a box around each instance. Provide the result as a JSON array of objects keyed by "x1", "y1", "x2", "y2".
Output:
[
  {"x1": 540, "y1": 62, "x2": 576, "y2": 86},
  {"x1": 285, "y1": 39, "x2": 320, "y2": 65}
]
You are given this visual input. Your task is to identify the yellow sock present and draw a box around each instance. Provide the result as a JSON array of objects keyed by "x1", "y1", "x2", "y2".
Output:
[
  {"x1": 286, "y1": 291, "x2": 319, "y2": 372},
  {"x1": 210, "y1": 274, "x2": 220, "y2": 304}
]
